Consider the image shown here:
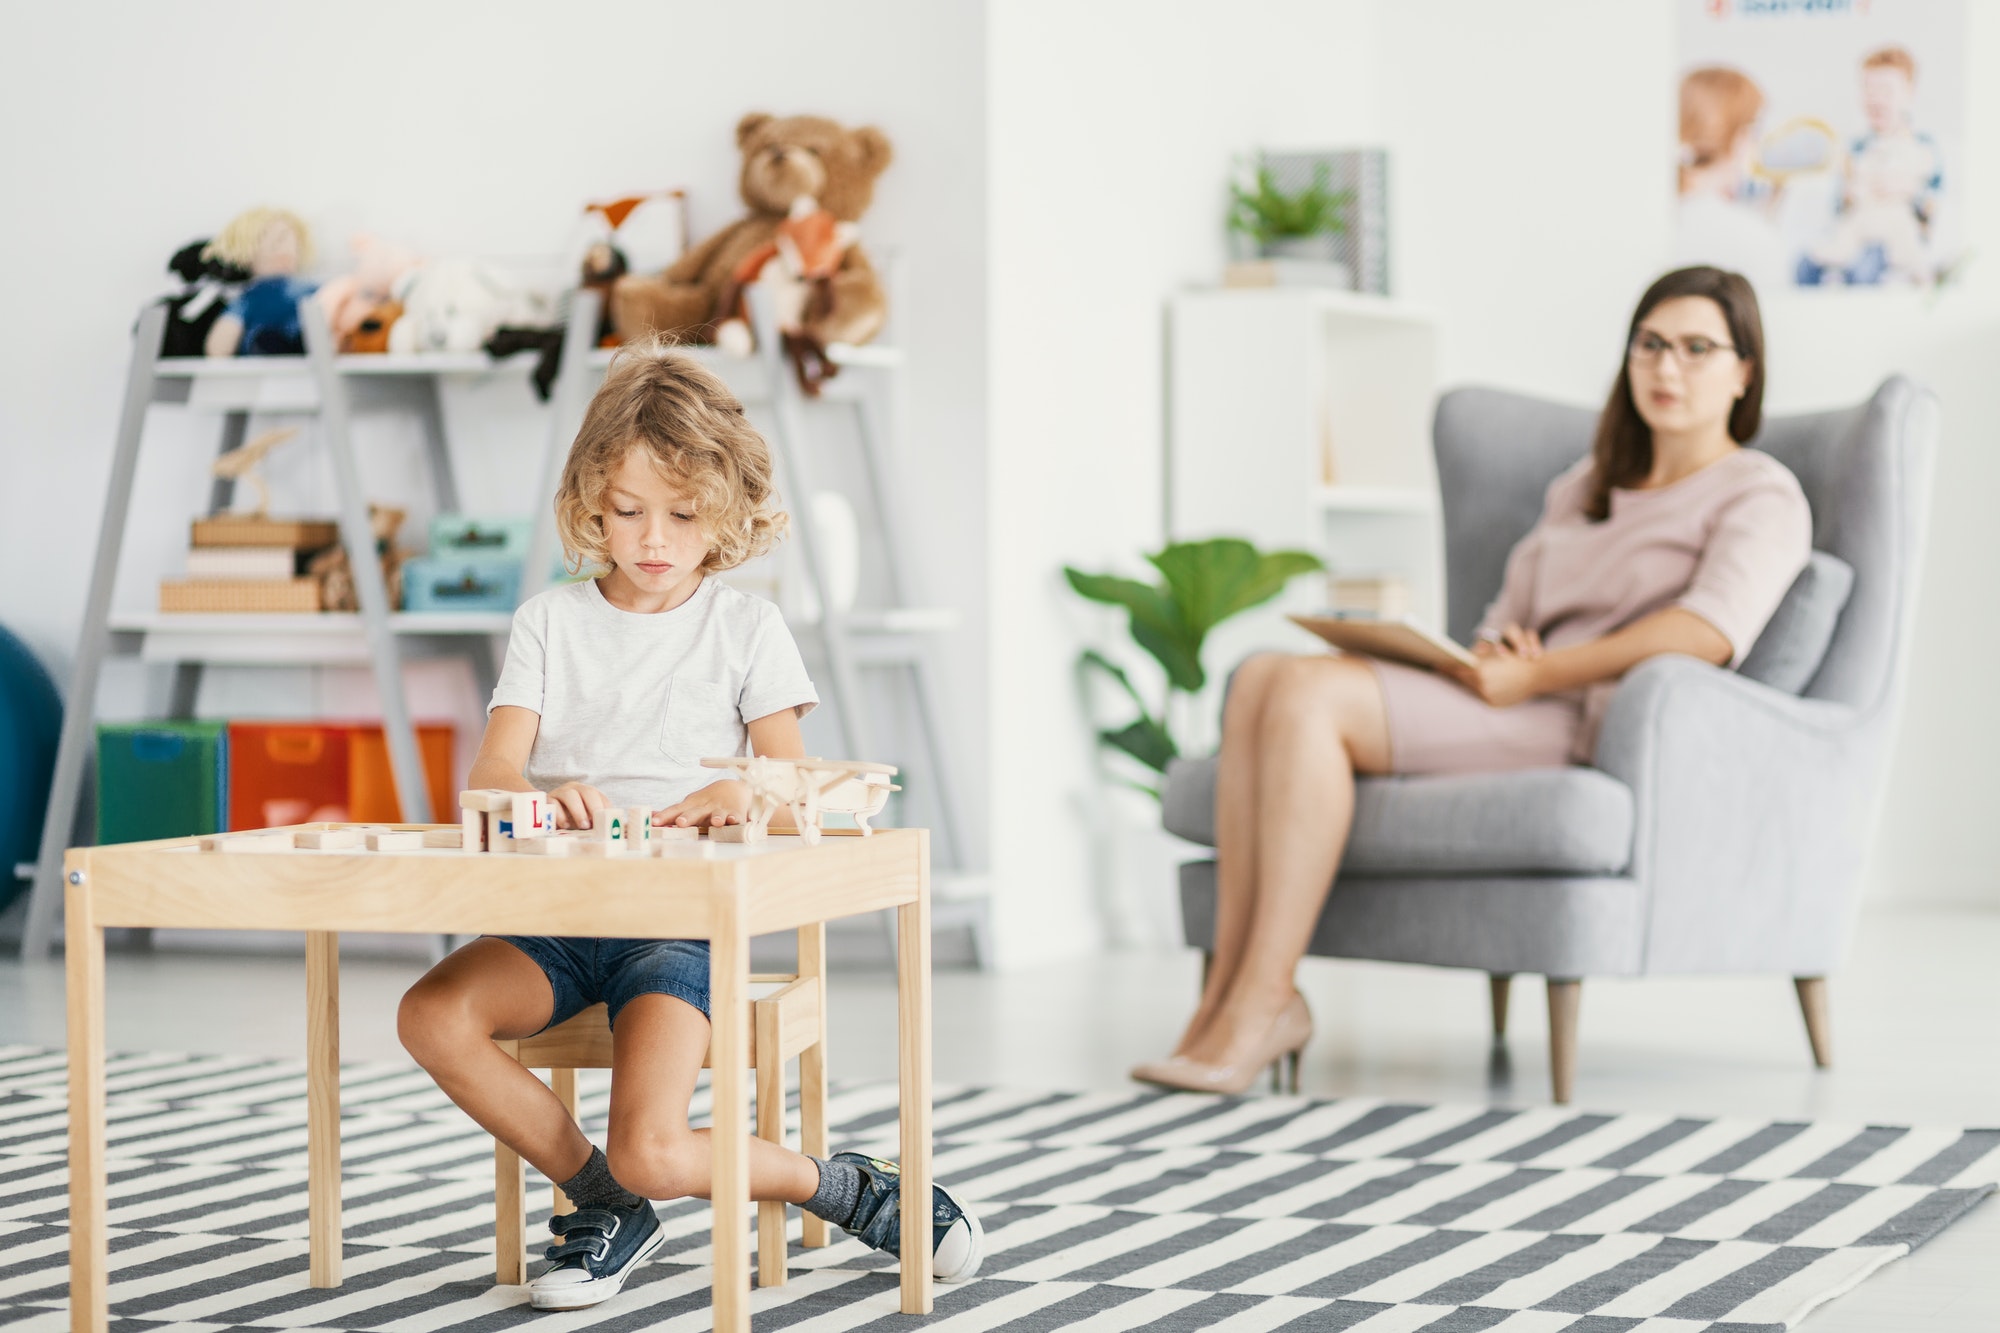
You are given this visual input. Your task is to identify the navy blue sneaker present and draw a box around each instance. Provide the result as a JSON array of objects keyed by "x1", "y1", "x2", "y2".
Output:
[
  {"x1": 832, "y1": 1151, "x2": 985, "y2": 1282},
  {"x1": 529, "y1": 1199, "x2": 665, "y2": 1310}
]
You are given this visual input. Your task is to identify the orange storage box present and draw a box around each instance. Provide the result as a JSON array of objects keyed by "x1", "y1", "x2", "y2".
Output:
[
  {"x1": 347, "y1": 724, "x2": 456, "y2": 822},
  {"x1": 227, "y1": 721, "x2": 456, "y2": 829}
]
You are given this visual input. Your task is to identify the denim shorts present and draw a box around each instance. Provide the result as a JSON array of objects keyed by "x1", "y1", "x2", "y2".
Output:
[{"x1": 491, "y1": 935, "x2": 712, "y2": 1030}]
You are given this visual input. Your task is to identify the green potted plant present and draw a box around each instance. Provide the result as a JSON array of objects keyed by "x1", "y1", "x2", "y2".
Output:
[
  {"x1": 1228, "y1": 162, "x2": 1353, "y2": 263},
  {"x1": 1065, "y1": 537, "x2": 1323, "y2": 797}
]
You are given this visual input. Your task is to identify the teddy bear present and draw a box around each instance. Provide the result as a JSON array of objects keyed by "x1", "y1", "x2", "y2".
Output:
[{"x1": 610, "y1": 113, "x2": 892, "y2": 352}]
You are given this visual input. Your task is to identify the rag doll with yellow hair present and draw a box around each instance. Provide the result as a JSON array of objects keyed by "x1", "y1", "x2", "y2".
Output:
[{"x1": 202, "y1": 207, "x2": 317, "y2": 357}]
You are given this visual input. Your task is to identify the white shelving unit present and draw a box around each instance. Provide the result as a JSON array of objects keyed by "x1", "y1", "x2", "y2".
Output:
[{"x1": 1166, "y1": 286, "x2": 1441, "y2": 626}]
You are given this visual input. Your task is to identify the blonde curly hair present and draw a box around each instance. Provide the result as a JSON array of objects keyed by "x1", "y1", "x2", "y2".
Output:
[{"x1": 554, "y1": 340, "x2": 788, "y2": 574}]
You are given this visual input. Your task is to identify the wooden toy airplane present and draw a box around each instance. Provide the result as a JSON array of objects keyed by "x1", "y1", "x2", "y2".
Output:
[{"x1": 700, "y1": 756, "x2": 899, "y2": 844}]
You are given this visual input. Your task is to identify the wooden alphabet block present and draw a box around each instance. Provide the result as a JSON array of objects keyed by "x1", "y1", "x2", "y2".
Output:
[
  {"x1": 707, "y1": 823, "x2": 767, "y2": 844},
  {"x1": 459, "y1": 789, "x2": 515, "y2": 813},
  {"x1": 571, "y1": 838, "x2": 615, "y2": 857},
  {"x1": 624, "y1": 807, "x2": 653, "y2": 845},
  {"x1": 461, "y1": 810, "x2": 483, "y2": 852},
  {"x1": 514, "y1": 835, "x2": 573, "y2": 856},
  {"x1": 652, "y1": 824, "x2": 701, "y2": 841},
  {"x1": 428, "y1": 827, "x2": 471, "y2": 848},
  {"x1": 365, "y1": 830, "x2": 426, "y2": 851},
  {"x1": 294, "y1": 829, "x2": 363, "y2": 850},
  {"x1": 510, "y1": 791, "x2": 551, "y2": 840}
]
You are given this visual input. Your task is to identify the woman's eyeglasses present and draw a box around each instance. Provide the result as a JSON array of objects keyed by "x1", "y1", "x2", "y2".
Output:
[{"x1": 1628, "y1": 330, "x2": 1737, "y2": 368}]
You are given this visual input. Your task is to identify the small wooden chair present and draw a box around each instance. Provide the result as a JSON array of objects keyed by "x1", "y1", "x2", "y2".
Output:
[{"x1": 492, "y1": 924, "x2": 831, "y2": 1288}]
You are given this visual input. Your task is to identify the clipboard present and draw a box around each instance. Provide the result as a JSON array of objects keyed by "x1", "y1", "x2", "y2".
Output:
[{"x1": 1288, "y1": 613, "x2": 1479, "y2": 672}]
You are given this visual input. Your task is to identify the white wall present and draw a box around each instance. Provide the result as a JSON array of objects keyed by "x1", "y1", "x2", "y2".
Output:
[
  {"x1": 1379, "y1": 0, "x2": 2000, "y2": 907},
  {"x1": 984, "y1": 0, "x2": 1385, "y2": 965},
  {"x1": 0, "y1": 1, "x2": 989, "y2": 864}
]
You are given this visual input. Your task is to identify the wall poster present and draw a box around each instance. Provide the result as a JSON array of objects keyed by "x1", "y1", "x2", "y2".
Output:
[{"x1": 1676, "y1": 0, "x2": 1967, "y2": 292}]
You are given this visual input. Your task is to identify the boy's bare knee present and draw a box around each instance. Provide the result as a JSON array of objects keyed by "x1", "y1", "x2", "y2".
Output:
[
  {"x1": 397, "y1": 980, "x2": 477, "y2": 1069},
  {"x1": 607, "y1": 1128, "x2": 705, "y2": 1201}
]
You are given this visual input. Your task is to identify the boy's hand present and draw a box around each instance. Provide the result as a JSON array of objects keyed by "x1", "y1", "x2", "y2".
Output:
[
  {"x1": 657, "y1": 779, "x2": 753, "y2": 828},
  {"x1": 548, "y1": 781, "x2": 610, "y2": 831}
]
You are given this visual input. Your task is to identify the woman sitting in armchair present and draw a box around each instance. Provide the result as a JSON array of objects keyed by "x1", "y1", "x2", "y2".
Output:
[{"x1": 1133, "y1": 266, "x2": 1811, "y2": 1093}]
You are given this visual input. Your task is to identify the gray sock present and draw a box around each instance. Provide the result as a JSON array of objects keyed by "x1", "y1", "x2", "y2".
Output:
[
  {"x1": 801, "y1": 1154, "x2": 862, "y2": 1229},
  {"x1": 559, "y1": 1145, "x2": 644, "y2": 1211}
]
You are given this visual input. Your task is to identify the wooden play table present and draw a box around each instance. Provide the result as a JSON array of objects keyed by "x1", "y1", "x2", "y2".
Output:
[{"x1": 63, "y1": 824, "x2": 934, "y2": 1332}]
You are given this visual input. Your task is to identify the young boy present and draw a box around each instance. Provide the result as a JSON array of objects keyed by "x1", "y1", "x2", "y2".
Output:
[{"x1": 398, "y1": 342, "x2": 982, "y2": 1310}]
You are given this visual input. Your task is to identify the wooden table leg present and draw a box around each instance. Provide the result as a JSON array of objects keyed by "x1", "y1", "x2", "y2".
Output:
[
  {"x1": 710, "y1": 887, "x2": 752, "y2": 1332},
  {"x1": 897, "y1": 832, "x2": 934, "y2": 1315},
  {"x1": 798, "y1": 922, "x2": 830, "y2": 1250},
  {"x1": 306, "y1": 930, "x2": 342, "y2": 1287},
  {"x1": 66, "y1": 860, "x2": 109, "y2": 1333}
]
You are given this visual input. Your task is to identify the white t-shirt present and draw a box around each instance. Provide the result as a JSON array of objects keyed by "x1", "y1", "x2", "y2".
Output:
[{"x1": 488, "y1": 576, "x2": 818, "y2": 810}]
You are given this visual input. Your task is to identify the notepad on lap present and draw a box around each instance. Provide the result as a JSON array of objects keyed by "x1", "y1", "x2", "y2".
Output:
[{"x1": 1288, "y1": 613, "x2": 1479, "y2": 672}]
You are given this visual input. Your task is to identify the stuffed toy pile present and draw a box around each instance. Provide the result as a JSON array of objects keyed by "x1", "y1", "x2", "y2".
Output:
[{"x1": 613, "y1": 112, "x2": 892, "y2": 390}]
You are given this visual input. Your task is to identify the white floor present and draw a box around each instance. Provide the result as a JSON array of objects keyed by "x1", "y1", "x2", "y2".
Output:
[{"x1": 3, "y1": 904, "x2": 1994, "y2": 1331}]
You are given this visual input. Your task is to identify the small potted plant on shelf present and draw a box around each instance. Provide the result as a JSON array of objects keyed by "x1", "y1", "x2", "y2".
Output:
[
  {"x1": 1225, "y1": 161, "x2": 1355, "y2": 289},
  {"x1": 1065, "y1": 538, "x2": 1323, "y2": 944}
]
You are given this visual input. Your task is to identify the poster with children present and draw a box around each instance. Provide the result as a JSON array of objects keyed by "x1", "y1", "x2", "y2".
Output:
[{"x1": 1675, "y1": 0, "x2": 1966, "y2": 293}]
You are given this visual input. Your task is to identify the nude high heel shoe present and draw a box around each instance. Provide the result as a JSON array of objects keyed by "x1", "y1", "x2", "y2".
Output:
[{"x1": 1130, "y1": 993, "x2": 1312, "y2": 1095}]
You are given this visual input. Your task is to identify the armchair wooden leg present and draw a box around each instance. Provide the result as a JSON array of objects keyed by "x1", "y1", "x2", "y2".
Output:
[
  {"x1": 1489, "y1": 974, "x2": 1513, "y2": 1040},
  {"x1": 1794, "y1": 977, "x2": 1832, "y2": 1069},
  {"x1": 1546, "y1": 979, "x2": 1581, "y2": 1105}
]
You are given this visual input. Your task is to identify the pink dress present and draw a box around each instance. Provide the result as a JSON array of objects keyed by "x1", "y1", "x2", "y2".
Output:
[{"x1": 1371, "y1": 448, "x2": 1812, "y2": 773}]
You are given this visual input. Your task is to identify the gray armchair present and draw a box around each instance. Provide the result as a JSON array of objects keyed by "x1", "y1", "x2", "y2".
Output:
[{"x1": 1164, "y1": 377, "x2": 1937, "y2": 1103}]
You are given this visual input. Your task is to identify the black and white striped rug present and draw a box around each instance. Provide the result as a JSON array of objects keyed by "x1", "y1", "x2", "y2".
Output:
[{"x1": 0, "y1": 1046, "x2": 1993, "y2": 1331}]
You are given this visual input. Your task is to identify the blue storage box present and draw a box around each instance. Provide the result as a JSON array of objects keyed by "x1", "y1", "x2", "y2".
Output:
[
  {"x1": 428, "y1": 514, "x2": 534, "y2": 561},
  {"x1": 402, "y1": 558, "x2": 521, "y2": 612}
]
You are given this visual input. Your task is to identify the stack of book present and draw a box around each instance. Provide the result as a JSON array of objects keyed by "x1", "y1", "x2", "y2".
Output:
[
  {"x1": 159, "y1": 515, "x2": 339, "y2": 613},
  {"x1": 1325, "y1": 574, "x2": 1409, "y2": 620}
]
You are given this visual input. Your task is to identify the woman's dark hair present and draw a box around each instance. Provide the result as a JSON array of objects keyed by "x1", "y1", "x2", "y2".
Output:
[{"x1": 1585, "y1": 266, "x2": 1764, "y2": 521}]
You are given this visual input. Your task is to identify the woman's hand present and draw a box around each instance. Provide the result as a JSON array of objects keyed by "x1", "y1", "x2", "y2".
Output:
[
  {"x1": 1454, "y1": 625, "x2": 1546, "y2": 707},
  {"x1": 657, "y1": 779, "x2": 753, "y2": 828},
  {"x1": 547, "y1": 781, "x2": 611, "y2": 831},
  {"x1": 1453, "y1": 653, "x2": 1546, "y2": 708}
]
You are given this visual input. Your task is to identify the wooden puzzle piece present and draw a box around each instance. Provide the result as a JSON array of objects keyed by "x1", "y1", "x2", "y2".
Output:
[
  {"x1": 294, "y1": 829, "x2": 363, "y2": 850},
  {"x1": 199, "y1": 832, "x2": 297, "y2": 853}
]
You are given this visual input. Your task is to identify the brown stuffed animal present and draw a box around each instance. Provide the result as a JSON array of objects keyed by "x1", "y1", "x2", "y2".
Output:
[{"x1": 611, "y1": 112, "x2": 892, "y2": 348}]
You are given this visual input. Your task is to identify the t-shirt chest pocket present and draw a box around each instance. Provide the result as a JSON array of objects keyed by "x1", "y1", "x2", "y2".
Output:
[{"x1": 659, "y1": 677, "x2": 742, "y2": 763}]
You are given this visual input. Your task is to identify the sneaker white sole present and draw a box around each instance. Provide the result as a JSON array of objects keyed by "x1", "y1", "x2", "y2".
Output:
[
  {"x1": 529, "y1": 1223, "x2": 666, "y2": 1310},
  {"x1": 933, "y1": 1206, "x2": 986, "y2": 1283}
]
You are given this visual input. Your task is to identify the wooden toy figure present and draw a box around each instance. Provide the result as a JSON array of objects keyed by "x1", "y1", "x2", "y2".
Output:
[{"x1": 698, "y1": 757, "x2": 898, "y2": 844}]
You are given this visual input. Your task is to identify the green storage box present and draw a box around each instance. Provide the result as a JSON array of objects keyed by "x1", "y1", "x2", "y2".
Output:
[{"x1": 96, "y1": 721, "x2": 228, "y2": 845}]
